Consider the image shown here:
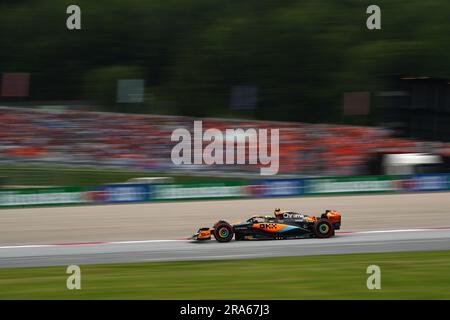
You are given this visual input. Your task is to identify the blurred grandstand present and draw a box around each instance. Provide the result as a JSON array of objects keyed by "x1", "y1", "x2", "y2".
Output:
[{"x1": 1, "y1": 106, "x2": 450, "y2": 178}]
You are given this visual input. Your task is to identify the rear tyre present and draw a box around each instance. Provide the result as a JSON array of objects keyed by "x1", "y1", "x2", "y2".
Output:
[
  {"x1": 313, "y1": 219, "x2": 334, "y2": 238},
  {"x1": 213, "y1": 221, "x2": 234, "y2": 242}
]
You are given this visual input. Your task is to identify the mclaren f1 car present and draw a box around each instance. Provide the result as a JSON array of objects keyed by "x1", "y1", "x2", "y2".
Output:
[{"x1": 192, "y1": 209, "x2": 342, "y2": 242}]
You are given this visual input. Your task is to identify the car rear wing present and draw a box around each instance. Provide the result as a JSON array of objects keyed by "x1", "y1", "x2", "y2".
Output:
[{"x1": 321, "y1": 210, "x2": 342, "y2": 230}]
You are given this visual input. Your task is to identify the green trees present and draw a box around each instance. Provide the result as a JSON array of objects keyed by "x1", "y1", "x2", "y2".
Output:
[
  {"x1": 83, "y1": 66, "x2": 144, "y2": 112},
  {"x1": 0, "y1": 0, "x2": 448, "y2": 122}
]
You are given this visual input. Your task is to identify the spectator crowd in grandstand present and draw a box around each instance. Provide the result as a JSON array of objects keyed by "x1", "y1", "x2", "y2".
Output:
[{"x1": 1, "y1": 107, "x2": 449, "y2": 176}]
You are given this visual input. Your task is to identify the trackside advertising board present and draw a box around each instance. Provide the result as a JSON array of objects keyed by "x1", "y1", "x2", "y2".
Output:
[
  {"x1": 151, "y1": 181, "x2": 247, "y2": 200},
  {"x1": 0, "y1": 187, "x2": 88, "y2": 207},
  {"x1": 304, "y1": 175, "x2": 401, "y2": 195},
  {"x1": 1, "y1": 174, "x2": 449, "y2": 208},
  {"x1": 91, "y1": 183, "x2": 151, "y2": 203},
  {"x1": 406, "y1": 174, "x2": 450, "y2": 191},
  {"x1": 248, "y1": 179, "x2": 305, "y2": 197}
]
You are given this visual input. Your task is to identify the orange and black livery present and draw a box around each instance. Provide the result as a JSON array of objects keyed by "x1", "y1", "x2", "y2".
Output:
[{"x1": 191, "y1": 209, "x2": 342, "y2": 242}]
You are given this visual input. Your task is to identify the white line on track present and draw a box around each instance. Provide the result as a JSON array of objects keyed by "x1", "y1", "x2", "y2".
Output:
[
  {"x1": 0, "y1": 244, "x2": 53, "y2": 250},
  {"x1": 0, "y1": 227, "x2": 449, "y2": 250},
  {"x1": 356, "y1": 229, "x2": 434, "y2": 234},
  {"x1": 112, "y1": 240, "x2": 184, "y2": 245},
  {"x1": 0, "y1": 239, "x2": 183, "y2": 250}
]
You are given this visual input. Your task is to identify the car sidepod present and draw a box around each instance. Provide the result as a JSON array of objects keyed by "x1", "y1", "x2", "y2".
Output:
[{"x1": 233, "y1": 222, "x2": 313, "y2": 240}]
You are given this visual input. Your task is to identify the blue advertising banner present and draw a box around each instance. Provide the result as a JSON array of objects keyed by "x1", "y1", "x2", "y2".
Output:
[
  {"x1": 91, "y1": 183, "x2": 151, "y2": 203},
  {"x1": 408, "y1": 174, "x2": 450, "y2": 191}
]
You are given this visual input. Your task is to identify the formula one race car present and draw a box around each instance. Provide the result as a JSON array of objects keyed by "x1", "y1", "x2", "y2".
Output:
[{"x1": 192, "y1": 209, "x2": 342, "y2": 242}]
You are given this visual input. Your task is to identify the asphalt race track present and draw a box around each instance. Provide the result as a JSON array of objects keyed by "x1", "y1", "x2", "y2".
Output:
[
  {"x1": 1, "y1": 228, "x2": 450, "y2": 268},
  {"x1": 1, "y1": 192, "x2": 450, "y2": 245},
  {"x1": 1, "y1": 192, "x2": 450, "y2": 268}
]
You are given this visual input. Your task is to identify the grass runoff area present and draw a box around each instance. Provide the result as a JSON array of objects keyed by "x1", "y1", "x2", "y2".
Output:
[
  {"x1": 0, "y1": 250, "x2": 450, "y2": 299},
  {"x1": 0, "y1": 163, "x2": 233, "y2": 187}
]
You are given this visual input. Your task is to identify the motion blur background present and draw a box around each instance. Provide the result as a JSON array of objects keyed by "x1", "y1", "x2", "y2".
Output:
[
  {"x1": 2, "y1": 1, "x2": 450, "y2": 300},
  {"x1": 0, "y1": 0, "x2": 450, "y2": 188}
]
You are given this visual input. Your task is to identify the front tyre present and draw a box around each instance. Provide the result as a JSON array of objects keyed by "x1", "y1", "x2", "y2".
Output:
[
  {"x1": 313, "y1": 219, "x2": 334, "y2": 238},
  {"x1": 213, "y1": 221, "x2": 234, "y2": 242}
]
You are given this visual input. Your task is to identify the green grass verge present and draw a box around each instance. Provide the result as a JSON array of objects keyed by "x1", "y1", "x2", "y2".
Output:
[
  {"x1": 1, "y1": 250, "x2": 450, "y2": 299},
  {"x1": 0, "y1": 163, "x2": 234, "y2": 187}
]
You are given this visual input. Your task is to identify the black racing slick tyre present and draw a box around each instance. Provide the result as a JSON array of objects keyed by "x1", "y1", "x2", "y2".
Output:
[
  {"x1": 313, "y1": 219, "x2": 334, "y2": 238},
  {"x1": 213, "y1": 221, "x2": 234, "y2": 242}
]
